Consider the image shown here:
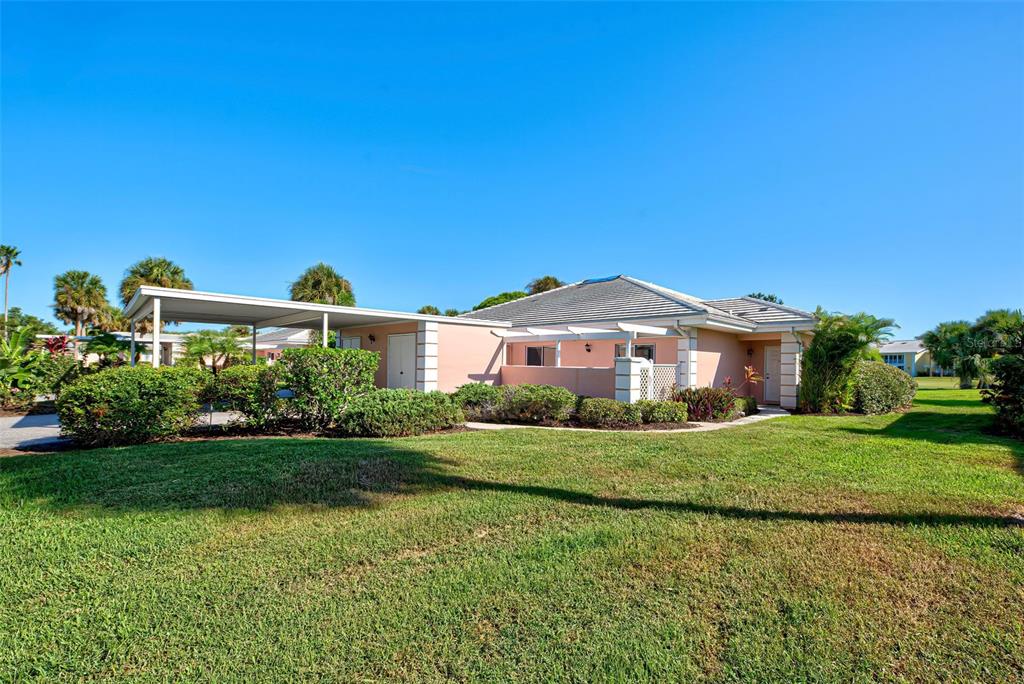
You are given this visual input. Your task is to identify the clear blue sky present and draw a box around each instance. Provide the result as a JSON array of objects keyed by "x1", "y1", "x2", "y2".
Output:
[{"x1": 2, "y1": 2, "x2": 1021, "y2": 337}]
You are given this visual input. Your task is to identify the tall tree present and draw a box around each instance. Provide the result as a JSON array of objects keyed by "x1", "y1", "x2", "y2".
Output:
[
  {"x1": 91, "y1": 303, "x2": 132, "y2": 334},
  {"x1": 0, "y1": 245, "x2": 23, "y2": 337},
  {"x1": 417, "y1": 305, "x2": 441, "y2": 315},
  {"x1": 473, "y1": 291, "x2": 527, "y2": 311},
  {"x1": 54, "y1": 271, "x2": 108, "y2": 337},
  {"x1": 289, "y1": 263, "x2": 355, "y2": 306},
  {"x1": 119, "y1": 257, "x2": 194, "y2": 305},
  {"x1": 747, "y1": 292, "x2": 784, "y2": 305},
  {"x1": 4, "y1": 307, "x2": 60, "y2": 336},
  {"x1": 119, "y1": 257, "x2": 193, "y2": 333},
  {"x1": 920, "y1": 320, "x2": 971, "y2": 373},
  {"x1": 444, "y1": 308, "x2": 460, "y2": 317},
  {"x1": 526, "y1": 275, "x2": 564, "y2": 295}
]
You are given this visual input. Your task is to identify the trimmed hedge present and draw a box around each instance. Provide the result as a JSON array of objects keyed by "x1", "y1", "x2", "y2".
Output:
[
  {"x1": 452, "y1": 382, "x2": 501, "y2": 421},
  {"x1": 498, "y1": 384, "x2": 576, "y2": 424},
  {"x1": 214, "y1": 363, "x2": 284, "y2": 429},
  {"x1": 340, "y1": 389, "x2": 464, "y2": 437},
  {"x1": 672, "y1": 387, "x2": 736, "y2": 421},
  {"x1": 851, "y1": 361, "x2": 916, "y2": 415},
  {"x1": 982, "y1": 354, "x2": 1024, "y2": 437},
  {"x1": 634, "y1": 399, "x2": 688, "y2": 424},
  {"x1": 577, "y1": 398, "x2": 642, "y2": 428},
  {"x1": 56, "y1": 366, "x2": 205, "y2": 446},
  {"x1": 279, "y1": 347, "x2": 378, "y2": 431},
  {"x1": 36, "y1": 354, "x2": 82, "y2": 397}
]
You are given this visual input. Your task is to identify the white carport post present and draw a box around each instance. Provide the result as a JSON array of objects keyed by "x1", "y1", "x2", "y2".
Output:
[
  {"x1": 321, "y1": 313, "x2": 329, "y2": 348},
  {"x1": 555, "y1": 340, "x2": 561, "y2": 367},
  {"x1": 151, "y1": 298, "x2": 161, "y2": 368},
  {"x1": 129, "y1": 319, "x2": 136, "y2": 367}
]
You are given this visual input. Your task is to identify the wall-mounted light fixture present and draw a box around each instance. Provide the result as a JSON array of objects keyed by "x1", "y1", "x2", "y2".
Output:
[
  {"x1": 585, "y1": 343, "x2": 592, "y2": 353},
  {"x1": 747, "y1": 347, "x2": 754, "y2": 358},
  {"x1": 369, "y1": 334, "x2": 376, "y2": 343}
]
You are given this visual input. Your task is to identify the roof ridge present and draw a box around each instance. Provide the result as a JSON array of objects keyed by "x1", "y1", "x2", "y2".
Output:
[
  {"x1": 459, "y1": 278, "x2": 588, "y2": 317},
  {"x1": 728, "y1": 295, "x2": 817, "y2": 319},
  {"x1": 619, "y1": 276, "x2": 711, "y2": 312}
]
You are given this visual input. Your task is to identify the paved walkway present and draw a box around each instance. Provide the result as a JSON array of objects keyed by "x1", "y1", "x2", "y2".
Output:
[{"x1": 466, "y1": 406, "x2": 790, "y2": 433}]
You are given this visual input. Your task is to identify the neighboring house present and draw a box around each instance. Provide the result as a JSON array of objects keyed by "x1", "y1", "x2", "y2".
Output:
[
  {"x1": 253, "y1": 328, "x2": 312, "y2": 362},
  {"x1": 875, "y1": 339, "x2": 942, "y2": 377},
  {"x1": 123, "y1": 276, "x2": 819, "y2": 408}
]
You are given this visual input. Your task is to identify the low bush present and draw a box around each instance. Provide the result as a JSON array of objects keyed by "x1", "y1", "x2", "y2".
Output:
[
  {"x1": 279, "y1": 347, "x2": 378, "y2": 431},
  {"x1": 634, "y1": 399, "x2": 688, "y2": 424},
  {"x1": 851, "y1": 361, "x2": 916, "y2": 415},
  {"x1": 672, "y1": 386, "x2": 736, "y2": 421},
  {"x1": 983, "y1": 354, "x2": 1024, "y2": 437},
  {"x1": 577, "y1": 398, "x2": 642, "y2": 428},
  {"x1": 451, "y1": 382, "x2": 502, "y2": 421},
  {"x1": 498, "y1": 384, "x2": 576, "y2": 424},
  {"x1": 340, "y1": 389, "x2": 464, "y2": 437},
  {"x1": 56, "y1": 365, "x2": 205, "y2": 446},
  {"x1": 214, "y1": 363, "x2": 284, "y2": 429},
  {"x1": 35, "y1": 354, "x2": 83, "y2": 397},
  {"x1": 734, "y1": 395, "x2": 758, "y2": 416}
]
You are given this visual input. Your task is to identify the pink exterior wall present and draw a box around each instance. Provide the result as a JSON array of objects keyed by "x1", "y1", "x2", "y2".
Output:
[
  {"x1": 436, "y1": 323, "x2": 504, "y2": 392},
  {"x1": 696, "y1": 328, "x2": 747, "y2": 389},
  {"x1": 338, "y1": 321, "x2": 417, "y2": 388},
  {"x1": 499, "y1": 365, "x2": 616, "y2": 399},
  {"x1": 506, "y1": 336, "x2": 677, "y2": 366}
]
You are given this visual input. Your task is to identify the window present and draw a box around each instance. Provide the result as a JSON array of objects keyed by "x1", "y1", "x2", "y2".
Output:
[
  {"x1": 340, "y1": 336, "x2": 361, "y2": 349},
  {"x1": 615, "y1": 343, "x2": 655, "y2": 362},
  {"x1": 525, "y1": 346, "x2": 557, "y2": 366},
  {"x1": 882, "y1": 354, "x2": 905, "y2": 370}
]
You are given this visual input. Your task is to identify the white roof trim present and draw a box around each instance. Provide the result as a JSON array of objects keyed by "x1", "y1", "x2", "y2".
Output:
[{"x1": 123, "y1": 286, "x2": 511, "y2": 328}]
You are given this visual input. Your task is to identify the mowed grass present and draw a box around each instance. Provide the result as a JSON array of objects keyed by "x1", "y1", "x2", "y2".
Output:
[{"x1": 2, "y1": 386, "x2": 1022, "y2": 682}]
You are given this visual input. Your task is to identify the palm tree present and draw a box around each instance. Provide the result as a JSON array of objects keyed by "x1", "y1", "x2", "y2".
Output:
[
  {"x1": 53, "y1": 271, "x2": 108, "y2": 337},
  {"x1": 526, "y1": 275, "x2": 564, "y2": 295},
  {"x1": 0, "y1": 245, "x2": 23, "y2": 337},
  {"x1": 91, "y1": 303, "x2": 132, "y2": 333},
  {"x1": 747, "y1": 292, "x2": 783, "y2": 305},
  {"x1": 119, "y1": 257, "x2": 193, "y2": 305},
  {"x1": 417, "y1": 305, "x2": 441, "y2": 315},
  {"x1": 920, "y1": 320, "x2": 971, "y2": 374},
  {"x1": 183, "y1": 329, "x2": 246, "y2": 374},
  {"x1": 289, "y1": 263, "x2": 355, "y2": 306},
  {"x1": 119, "y1": 257, "x2": 193, "y2": 333},
  {"x1": 444, "y1": 308, "x2": 460, "y2": 317}
]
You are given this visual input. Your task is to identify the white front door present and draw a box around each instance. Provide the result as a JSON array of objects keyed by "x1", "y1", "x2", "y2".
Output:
[
  {"x1": 387, "y1": 334, "x2": 416, "y2": 389},
  {"x1": 764, "y1": 345, "x2": 781, "y2": 404}
]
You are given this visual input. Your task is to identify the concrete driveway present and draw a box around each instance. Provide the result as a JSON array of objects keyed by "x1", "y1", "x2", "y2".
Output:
[
  {"x1": 0, "y1": 411, "x2": 241, "y2": 452},
  {"x1": 0, "y1": 413, "x2": 67, "y2": 451}
]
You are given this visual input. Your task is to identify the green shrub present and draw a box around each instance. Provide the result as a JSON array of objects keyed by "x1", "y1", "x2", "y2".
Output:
[
  {"x1": 577, "y1": 398, "x2": 642, "y2": 428},
  {"x1": 734, "y1": 395, "x2": 758, "y2": 416},
  {"x1": 215, "y1": 363, "x2": 284, "y2": 429},
  {"x1": 672, "y1": 386, "x2": 736, "y2": 421},
  {"x1": 35, "y1": 354, "x2": 82, "y2": 396},
  {"x1": 279, "y1": 347, "x2": 378, "y2": 431},
  {"x1": 498, "y1": 384, "x2": 576, "y2": 423},
  {"x1": 341, "y1": 389, "x2": 464, "y2": 437},
  {"x1": 851, "y1": 361, "x2": 916, "y2": 415},
  {"x1": 451, "y1": 382, "x2": 502, "y2": 421},
  {"x1": 634, "y1": 399, "x2": 688, "y2": 424},
  {"x1": 983, "y1": 354, "x2": 1024, "y2": 437},
  {"x1": 56, "y1": 366, "x2": 205, "y2": 446}
]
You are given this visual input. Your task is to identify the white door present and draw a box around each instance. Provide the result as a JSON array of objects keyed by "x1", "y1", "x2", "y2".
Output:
[
  {"x1": 764, "y1": 346, "x2": 781, "y2": 404},
  {"x1": 387, "y1": 334, "x2": 416, "y2": 389}
]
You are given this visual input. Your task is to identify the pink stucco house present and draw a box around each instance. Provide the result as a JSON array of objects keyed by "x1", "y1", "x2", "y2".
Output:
[{"x1": 122, "y1": 275, "x2": 817, "y2": 408}]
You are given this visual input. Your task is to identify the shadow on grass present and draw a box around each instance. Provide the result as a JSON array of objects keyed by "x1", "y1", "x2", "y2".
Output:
[{"x1": 1, "y1": 437, "x2": 1020, "y2": 529}]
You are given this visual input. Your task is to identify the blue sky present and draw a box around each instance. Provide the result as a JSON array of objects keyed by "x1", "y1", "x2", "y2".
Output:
[{"x1": 2, "y1": 2, "x2": 1021, "y2": 337}]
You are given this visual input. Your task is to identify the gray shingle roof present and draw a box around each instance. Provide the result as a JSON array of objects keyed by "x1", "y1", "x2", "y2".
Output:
[
  {"x1": 460, "y1": 276, "x2": 705, "y2": 327},
  {"x1": 460, "y1": 276, "x2": 815, "y2": 328}
]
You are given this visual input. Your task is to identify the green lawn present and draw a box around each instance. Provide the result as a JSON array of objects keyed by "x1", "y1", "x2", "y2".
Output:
[{"x1": 2, "y1": 387, "x2": 1022, "y2": 682}]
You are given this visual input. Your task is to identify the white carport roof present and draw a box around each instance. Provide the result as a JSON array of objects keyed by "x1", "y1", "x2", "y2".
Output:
[{"x1": 122, "y1": 286, "x2": 511, "y2": 330}]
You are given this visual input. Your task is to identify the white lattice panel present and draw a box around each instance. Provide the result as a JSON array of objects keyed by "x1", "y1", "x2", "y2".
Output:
[
  {"x1": 652, "y1": 364, "x2": 677, "y2": 400},
  {"x1": 638, "y1": 364, "x2": 652, "y2": 400}
]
